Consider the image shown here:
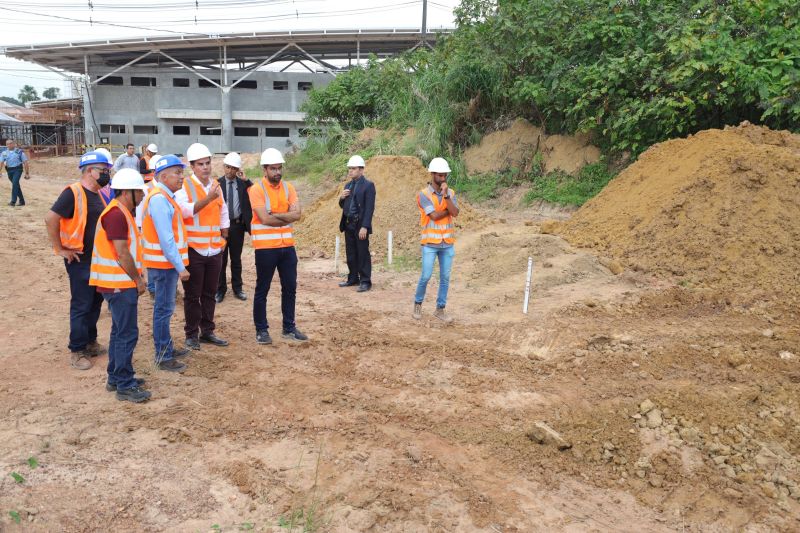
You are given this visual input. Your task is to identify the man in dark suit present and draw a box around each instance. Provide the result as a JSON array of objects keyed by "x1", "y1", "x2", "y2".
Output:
[
  {"x1": 338, "y1": 155, "x2": 376, "y2": 292},
  {"x1": 216, "y1": 152, "x2": 253, "y2": 302}
]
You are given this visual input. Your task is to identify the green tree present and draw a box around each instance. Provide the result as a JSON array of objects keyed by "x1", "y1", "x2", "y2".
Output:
[
  {"x1": 42, "y1": 87, "x2": 60, "y2": 99},
  {"x1": 17, "y1": 85, "x2": 39, "y2": 104},
  {"x1": 0, "y1": 96, "x2": 24, "y2": 106}
]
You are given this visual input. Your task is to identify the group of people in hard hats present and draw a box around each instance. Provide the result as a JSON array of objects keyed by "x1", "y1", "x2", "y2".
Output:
[{"x1": 46, "y1": 144, "x2": 458, "y2": 404}]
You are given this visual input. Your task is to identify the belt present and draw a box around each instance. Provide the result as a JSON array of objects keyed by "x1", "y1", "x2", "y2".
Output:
[
  {"x1": 6, "y1": 165, "x2": 23, "y2": 170},
  {"x1": 230, "y1": 216, "x2": 244, "y2": 224}
]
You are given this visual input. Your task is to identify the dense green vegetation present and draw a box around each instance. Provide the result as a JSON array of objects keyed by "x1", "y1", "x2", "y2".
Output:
[{"x1": 293, "y1": 0, "x2": 799, "y2": 205}]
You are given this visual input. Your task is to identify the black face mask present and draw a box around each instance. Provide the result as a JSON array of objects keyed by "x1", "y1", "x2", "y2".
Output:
[{"x1": 96, "y1": 169, "x2": 111, "y2": 187}]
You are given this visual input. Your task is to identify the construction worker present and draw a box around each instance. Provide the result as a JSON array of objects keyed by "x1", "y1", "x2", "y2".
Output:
[
  {"x1": 45, "y1": 150, "x2": 112, "y2": 370},
  {"x1": 94, "y1": 148, "x2": 115, "y2": 205},
  {"x1": 0, "y1": 139, "x2": 30, "y2": 206},
  {"x1": 139, "y1": 143, "x2": 158, "y2": 181},
  {"x1": 141, "y1": 155, "x2": 191, "y2": 372},
  {"x1": 338, "y1": 154, "x2": 376, "y2": 292},
  {"x1": 413, "y1": 157, "x2": 460, "y2": 323},
  {"x1": 88, "y1": 168, "x2": 151, "y2": 403},
  {"x1": 249, "y1": 148, "x2": 307, "y2": 345},
  {"x1": 136, "y1": 154, "x2": 161, "y2": 297},
  {"x1": 175, "y1": 143, "x2": 229, "y2": 350},
  {"x1": 216, "y1": 152, "x2": 253, "y2": 303}
]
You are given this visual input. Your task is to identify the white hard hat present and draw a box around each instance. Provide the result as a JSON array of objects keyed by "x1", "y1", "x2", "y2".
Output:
[
  {"x1": 347, "y1": 155, "x2": 365, "y2": 168},
  {"x1": 110, "y1": 168, "x2": 148, "y2": 191},
  {"x1": 428, "y1": 157, "x2": 451, "y2": 173},
  {"x1": 146, "y1": 143, "x2": 158, "y2": 153},
  {"x1": 148, "y1": 154, "x2": 162, "y2": 171},
  {"x1": 223, "y1": 152, "x2": 242, "y2": 168},
  {"x1": 95, "y1": 148, "x2": 112, "y2": 163},
  {"x1": 186, "y1": 142, "x2": 212, "y2": 162},
  {"x1": 260, "y1": 147, "x2": 285, "y2": 165}
]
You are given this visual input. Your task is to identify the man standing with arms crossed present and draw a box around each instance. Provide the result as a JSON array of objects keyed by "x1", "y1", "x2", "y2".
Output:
[
  {"x1": 141, "y1": 155, "x2": 191, "y2": 372},
  {"x1": 175, "y1": 143, "x2": 229, "y2": 350},
  {"x1": 216, "y1": 152, "x2": 252, "y2": 303},
  {"x1": 249, "y1": 148, "x2": 307, "y2": 345},
  {"x1": 88, "y1": 168, "x2": 151, "y2": 403},
  {"x1": 45, "y1": 150, "x2": 112, "y2": 370},
  {"x1": 1, "y1": 139, "x2": 31, "y2": 206},
  {"x1": 413, "y1": 157, "x2": 459, "y2": 323}
]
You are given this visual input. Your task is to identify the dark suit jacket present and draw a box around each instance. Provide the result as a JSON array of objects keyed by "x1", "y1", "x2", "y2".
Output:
[
  {"x1": 338, "y1": 175, "x2": 376, "y2": 234},
  {"x1": 218, "y1": 175, "x2": 254, "y2": 233}
]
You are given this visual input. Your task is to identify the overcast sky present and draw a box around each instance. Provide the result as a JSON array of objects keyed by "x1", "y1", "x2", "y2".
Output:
[{"x1": 0, "y1": 0, "x2": 459, "y2": 101}]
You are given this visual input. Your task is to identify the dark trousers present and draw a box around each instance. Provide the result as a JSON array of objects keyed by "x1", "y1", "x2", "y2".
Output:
[
  {"x1": 102, "y1": 288, "x2": 139, "y2": 391},
  {"x1": 253, "y1": 246, "x2": 297, "y2": 332},
  {"x1": 7, "y1": 166, "x2": 24, "y2": 204},
  {"x1": 218, "y1": 222, "x2": 246, "y2": 293},
  {"x1": 344, "y1": 227, "x2": 371, "y2": 284},
  {"x1": 65, "y1": 260, "x2": 103, "y2": 352},
  {"x1": 182, "y1": 248, "x2": 223, "y2": 339}
]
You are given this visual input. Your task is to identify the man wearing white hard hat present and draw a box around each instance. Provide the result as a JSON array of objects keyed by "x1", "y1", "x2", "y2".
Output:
[
  {"x1": 413, "y1": 157, "x2": 460, "y2": 323},
  {"x1": 248, "y1": 147, "x2": 307, "y2": 345},
  {"x1": 88, "y1": 168, "x2": 151, "y2": 403},
  {"x1": 216, "y1": 152, "x2": 253, "y2": 303},
  {"x1": 174, "y1": 143, "x2": 229, "y2": 350},
  {"x1": 139, "y1": 143, "x2": 158, "y2": 182},
  {"x1": 338, "y1": 154, "x2": 376, "y2": 292}
]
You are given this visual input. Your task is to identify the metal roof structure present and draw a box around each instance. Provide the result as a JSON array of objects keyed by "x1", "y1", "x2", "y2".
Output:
[{"x1": 3, "y1": 28, "x2": 450, "y2": 74}]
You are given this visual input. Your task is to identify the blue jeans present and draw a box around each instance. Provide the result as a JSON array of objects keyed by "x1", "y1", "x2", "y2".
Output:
[
  {"x1": 150, "y1": 268, "x2": 178, "y2": 362},
  {"x1": 6, "y1": 166, "x2": 24, "y2": 204},
  {"x1": 414, "y1": 245, "x2": 455, "y2": 308},
  {"x1": 146, "y1": 268, "x2": 155, "y2": 293},
  {"x1": 65, "y1": 260, "x2": 103, "y2": 352},
  {"x1": 253, "y1": 247, "x2": 297, "y2": 333},
  {"x1": 102, "y1": 288, "x2": 139, "y2": 391}
]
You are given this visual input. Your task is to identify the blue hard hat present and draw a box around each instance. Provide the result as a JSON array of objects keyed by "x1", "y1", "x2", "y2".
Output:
[
  {"x1": 78, "y1": 150, "x2": 112, "y2": 168},
  {"x1": 154, "y1": 154, "x2": 186, "y2": 174}
]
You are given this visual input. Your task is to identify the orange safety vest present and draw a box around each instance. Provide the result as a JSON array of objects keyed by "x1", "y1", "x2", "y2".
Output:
[
  {"x1": 88, "y1": 200, "x2": 143, "y2": 289},
  {"x1": 418, "y1": 186, "x2": 455, "y2": 245},
  {"x1": 182, "y1": 175, "x2": 226, "y2": 251},
  {"x1": 249, "y1": 178, "x2": 295, "y2": 249},
  {"x1": 56, "y1": 182, "x2": 108, "y2": 253},
  {"x1": 141, "y1": 186, "x2": 189, "y2": 269},
  {"x1": 142, "y1": 154, "x2": 154, "y2": 181}
]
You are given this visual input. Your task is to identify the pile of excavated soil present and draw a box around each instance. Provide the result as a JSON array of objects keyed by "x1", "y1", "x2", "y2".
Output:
[
  {"x1": 463, "y1": 119, "x2": 601, "y2": 176},
  {"x1": 558, "y1": 122, "x2": 800, "y2": 295},
  {"x1": 295, "y1": 155, "x2": 475, "y2": 259}
]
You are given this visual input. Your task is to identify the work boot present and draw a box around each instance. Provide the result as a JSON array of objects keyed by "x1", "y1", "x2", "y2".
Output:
[
  {"x1": 106, "y1": 378, "x2": 146, "y2": 392},
  {"x1": 412, "y1": 302, "x2": 422, "y2": 320},
  {"x1": 200, "y1": 333, "x2": 229, "y2": 346},
  {"x1": 433, "y1": 306, "x2": 453, "y2": 324},
  {"x1": 84, "y1": 341, "x2": 107, "y2": 357},
  {"x1": 116, "y1": 386, "x2": 151, "y2": 403},
  {"x1": 282, "y1": 328, "x2": 309, "y2": 342},
  {"x1": 185, "y1": 337, "x2": 201, "y2": 351},
  {"x1": 158, "y1": 359, "x2": 186, "y2": 373},
  {"x1": 256, "y1": 330, "x2": 272, "y2": 345},
  {"x1": 70, "y1": 351, "x2": 92, "y2": 370}
]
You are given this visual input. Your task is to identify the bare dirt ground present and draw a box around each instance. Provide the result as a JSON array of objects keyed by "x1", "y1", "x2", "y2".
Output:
[{"x1": 1, "y1": 159, "x2": 799, "y2": 532}]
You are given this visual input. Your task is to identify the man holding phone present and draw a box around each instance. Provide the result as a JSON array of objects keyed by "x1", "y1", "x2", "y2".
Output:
[{"x1": 216, "y1": 152, "x2": 253, "y2": 303}]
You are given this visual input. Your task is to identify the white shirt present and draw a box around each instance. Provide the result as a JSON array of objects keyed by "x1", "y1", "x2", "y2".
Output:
[
  {"x1": 174, "y1": 174, "x2": 230, "y2": 257},
  {"x1": 135, "y1": 181, "x2": 157, "y2": 229}
]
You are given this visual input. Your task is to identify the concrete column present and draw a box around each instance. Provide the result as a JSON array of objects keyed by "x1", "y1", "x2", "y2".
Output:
[
  {"x1": 82, "y1": 80, "x2": 96, "y2": 146},
  {"x1": 221, "y1": 87, "x2": 233, "y2": 152}
]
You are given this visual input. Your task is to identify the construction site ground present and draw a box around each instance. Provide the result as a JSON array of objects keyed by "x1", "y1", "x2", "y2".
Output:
[{"x1": 1, "y1": 154, "x2": 799, "y2": 532}]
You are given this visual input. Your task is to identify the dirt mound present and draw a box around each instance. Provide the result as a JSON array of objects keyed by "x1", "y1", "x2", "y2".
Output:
[
  {"x1": 558, "y1": 122, "x2": 800, "y2": 296},
  {"x1": 295, "y1": 155, "x2": 474, "y2": 259},
  {"x1": 463, "y1": 119, "x2": 601, "y2": 176}
]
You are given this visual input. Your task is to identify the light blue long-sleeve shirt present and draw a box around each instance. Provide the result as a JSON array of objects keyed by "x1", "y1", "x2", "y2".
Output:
[
  {"x1": 147, "y1": 182, "x2": 186, "y2": 272},
  {"x1": 113, "y1": 153, "x2": 139, "y2": 172},
  {"x1": 0, "y1": 148, "x2": 28, "y2": 168}
]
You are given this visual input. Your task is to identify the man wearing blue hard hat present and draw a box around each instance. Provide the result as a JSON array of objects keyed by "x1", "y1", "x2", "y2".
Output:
[
  {"x1": 140, "y1": 154, "x2": 192, "y2": 372},
  {"x1": 44, "y1": 149, "x2": 113, "y2": 371}
]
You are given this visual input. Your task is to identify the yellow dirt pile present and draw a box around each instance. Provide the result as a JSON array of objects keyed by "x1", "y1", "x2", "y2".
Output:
[
  {"x1": 295, "y1": 155, "x2": 474, "y2": 259},
  {"x1": 558, "y1": 122, "x2": 800, "y2": 295}
]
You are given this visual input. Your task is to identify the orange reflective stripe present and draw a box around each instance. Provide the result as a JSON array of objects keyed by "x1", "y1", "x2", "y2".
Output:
[
  {"x1": 89, "y1": 199, "x2": 143, "y2": 289},
  {"x1": 182, "y1": 175, "x2": 226, "y2": 251},
  {"x1": 250, "y1": 178, "x2": 295, "y2": 249},
  {"x1": 141, "y1": 187, "x2": 189, "y2": 269},
  {"x1": 418, "y1": 188, "x2": 455, "y2": 245}
]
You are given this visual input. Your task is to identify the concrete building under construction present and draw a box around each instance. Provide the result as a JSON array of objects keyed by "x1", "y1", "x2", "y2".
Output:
[{"x1": 5, "y1": 29, "x2": 445, "y2": 155}]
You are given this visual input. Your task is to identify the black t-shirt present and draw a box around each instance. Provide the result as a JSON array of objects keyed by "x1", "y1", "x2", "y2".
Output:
[{"x1": 51, "y1": 186, "x2": 106, "y2": 256}]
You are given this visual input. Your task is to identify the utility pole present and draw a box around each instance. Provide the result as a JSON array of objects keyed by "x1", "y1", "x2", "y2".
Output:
[{"x1": 421, "y1": 0, "x2": 428, "y2": 42}]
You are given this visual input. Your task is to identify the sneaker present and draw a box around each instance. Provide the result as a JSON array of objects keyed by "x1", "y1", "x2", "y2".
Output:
[
  {"x1": 413, "y1": 302, "x2": 422, "y2": 320},
  {"x1": 85, "y1": 341, "x2": 107, "y2": 357},
  {"x1": 433, "y1": 306, "x2": 454, "y2": 324},
  {"x1": 282, "y1": 328, "x2": 309, "y2": 342},
  {"x1": 116, "y1": 386, "x2": 151, "y2": 403},
  {"x1": 256, "y1": 330, "x2": 272, "y2": 345},
  {"x1": 199, "y1": 333, "x2": 229, "y2": 346},
  {"x1": 158, "y1": 359, "x2": 186, "y2": 373},
  {"x1": 106, "y1": 378, "x2": 146, "y2": 392},
  {"x1": 70, "y1": 351, "x2": 92, "y2": 370},
  {"x1": 173, "y1": 346, "x2": 191, "y2": 358},
  {"x1": 185, "y1": 337, "x2": 201, "y2": 351}
]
